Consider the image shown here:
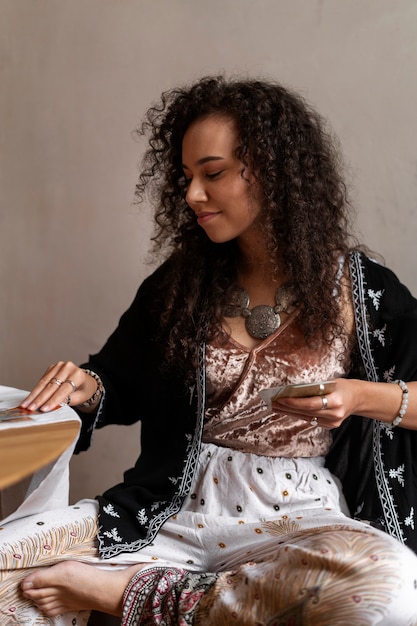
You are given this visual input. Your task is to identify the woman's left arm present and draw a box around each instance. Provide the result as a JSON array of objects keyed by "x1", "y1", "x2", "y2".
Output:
[{"x1": 272, "y1": 378, "x2": 417, "y2": 431}]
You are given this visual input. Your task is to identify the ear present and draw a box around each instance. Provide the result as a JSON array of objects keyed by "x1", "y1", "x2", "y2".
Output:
[
  {"x1": 246, "y1": 167, "x2": 257, "y2": 185},
  {"x1": 241, "y1": 164, "x2": 258, "y2": 185}
]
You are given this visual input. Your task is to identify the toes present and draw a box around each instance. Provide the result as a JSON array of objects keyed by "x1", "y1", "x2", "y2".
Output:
[
  {"x1": 22, "y1": 586, "x2": 52, "y2": 601},
  {"x1": 37, "y1": 602, "x2": 67, "y2": 617},
  {"x1": 21, "y1": 569, "x2": 51, "y2": 592},
  {"x1": 42, "y1": 602, "x2": 68, "y2": 617},
  {"x1": 25, "y1": 593, "x2": 68, "y2": 617}
]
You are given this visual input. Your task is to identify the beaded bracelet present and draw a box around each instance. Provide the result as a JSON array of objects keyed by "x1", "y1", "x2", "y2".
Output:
[
  {"x1": 390, "y1": 379, "x2": 409, "y2": 428},
  {"x1": 77, "y1": 369, "x2": 104, "y2": 408}
]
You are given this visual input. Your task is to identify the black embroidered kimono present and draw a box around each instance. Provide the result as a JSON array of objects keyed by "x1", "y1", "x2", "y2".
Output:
[{"x1": 75, "y1": 250, "x2": 417, "y2": 558}]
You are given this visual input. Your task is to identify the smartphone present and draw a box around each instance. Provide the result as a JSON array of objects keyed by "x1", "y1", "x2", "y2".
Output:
[{"x1": 270, "y1": 380, "x2": 336, "y2": 401}]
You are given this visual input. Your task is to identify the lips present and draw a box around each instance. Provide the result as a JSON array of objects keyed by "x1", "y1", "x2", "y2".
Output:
[{"x1": 196, "y1": 212, "x2": 220, "y2": 225}]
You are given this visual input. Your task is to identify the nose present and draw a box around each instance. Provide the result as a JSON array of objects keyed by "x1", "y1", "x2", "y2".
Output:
[{"x1": 185, "y1": 178, "x2": 208, "y2": 206}]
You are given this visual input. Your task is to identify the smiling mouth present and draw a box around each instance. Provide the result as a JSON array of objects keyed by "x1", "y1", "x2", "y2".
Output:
[{"x1": 196, "y1": 212, "x2": 220, "y2": 225}]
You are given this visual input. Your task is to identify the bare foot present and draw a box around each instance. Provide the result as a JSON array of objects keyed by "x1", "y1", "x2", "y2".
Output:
[{"x1": 21, "y1": 560, "x2": 144, "y2": 617}]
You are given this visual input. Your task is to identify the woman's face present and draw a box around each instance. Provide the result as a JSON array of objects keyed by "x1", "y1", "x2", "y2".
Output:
[{"x1": 182, "y1": 115, "x2": 262, "y2": 245}]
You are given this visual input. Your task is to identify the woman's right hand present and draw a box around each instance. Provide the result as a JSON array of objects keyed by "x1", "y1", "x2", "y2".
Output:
[{"x1": 20, "y1": 361, "x2": 99, "y2": 412}]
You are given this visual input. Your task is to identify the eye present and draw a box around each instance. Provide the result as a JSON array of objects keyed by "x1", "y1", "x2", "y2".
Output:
[{"x1": 206, "y1": 170, "x2": 224, "y2": 180}]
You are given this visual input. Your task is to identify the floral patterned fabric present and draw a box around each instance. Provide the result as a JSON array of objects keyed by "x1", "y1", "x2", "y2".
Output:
[
  {"x1": 123, "y1": 567, "x2": 218, "y2": 626},
  {"x1": 193, "y1": 526, "x2": 417, "y2": 626},
  {"x1": 0, "y1": 502, "x2": 97, "y2": 625},
  {"x1": 122, "y1": 528, "x2": 417, "y2": 626}
]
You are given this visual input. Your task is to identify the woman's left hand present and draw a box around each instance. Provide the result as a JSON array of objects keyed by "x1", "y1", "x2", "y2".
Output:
[{"x1": 271, "y1": 378, "x2": 361, "y2": 429}]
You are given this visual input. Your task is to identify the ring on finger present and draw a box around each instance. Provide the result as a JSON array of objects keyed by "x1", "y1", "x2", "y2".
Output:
[
  {"x1": 311, "y1": 416, "x2": 319, "y2": 427},
  {"x1": 65, "y1": 396, "x2": 71, "y2": 405},
  {"x1": 50, "y1": 378, "x2": 63, "y2": 387},
  {"x1": 321, "y1": 396, "x2": 328, "y2": 410},
  {"x1": 64, "y1": 379, "x2": 77, "y2": 393}
]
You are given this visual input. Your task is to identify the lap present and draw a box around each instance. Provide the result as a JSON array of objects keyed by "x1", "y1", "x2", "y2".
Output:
[
  {"x1": 2, "y1": 447, "x2": 417, "y2": 625},
  {"x1": 2, "y1": 492, "x2": 417, "y2": 625}
]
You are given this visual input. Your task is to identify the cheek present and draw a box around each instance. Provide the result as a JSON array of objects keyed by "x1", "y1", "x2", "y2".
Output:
[
  {"x1": 242, "y1": 189, "x2": 262, "y2": 223},
  {"x1": 231, "y1": 179, "x2": 257, "y2": 206}
]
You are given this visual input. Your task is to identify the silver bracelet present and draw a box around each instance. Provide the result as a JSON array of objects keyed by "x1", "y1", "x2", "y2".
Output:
[
  {"x1": 77, "y1": 369, "x2": 103, "y2": 408},
  {"x1": 390, "y1": 379, "x2": 409, "y2": 428}
]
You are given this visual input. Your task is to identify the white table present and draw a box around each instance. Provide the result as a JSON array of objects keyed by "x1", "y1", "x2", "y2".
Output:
[{"x1": 0, "y1": 385, "x2": 81, "y2": 524}]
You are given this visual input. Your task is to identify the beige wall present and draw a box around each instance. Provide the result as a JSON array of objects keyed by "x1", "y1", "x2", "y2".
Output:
[{"x1": 1, "y1": 0, "x2": 416, "y2": 503}]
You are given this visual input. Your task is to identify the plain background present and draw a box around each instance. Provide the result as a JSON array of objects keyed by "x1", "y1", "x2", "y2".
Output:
[{"x1": 1, "y1": 0, "x2": 416, "y2": 503}]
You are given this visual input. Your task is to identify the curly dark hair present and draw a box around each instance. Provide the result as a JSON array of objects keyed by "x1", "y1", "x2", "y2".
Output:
[{"x1": 135, "y1": 75, "x2": 358, "y2": 378}]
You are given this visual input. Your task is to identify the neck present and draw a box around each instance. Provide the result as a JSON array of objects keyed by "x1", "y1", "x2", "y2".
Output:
[{"x1": 236, "y1": 247, "x2": 285, "y2": 286}]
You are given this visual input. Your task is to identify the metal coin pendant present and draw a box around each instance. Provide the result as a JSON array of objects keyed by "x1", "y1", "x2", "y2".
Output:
[
  {"x1": 245, "y1": 305, "x2": 281, "y2": 339},
  {"x1": 223, "y1": 286, "x2": 250, "y2": 317}
]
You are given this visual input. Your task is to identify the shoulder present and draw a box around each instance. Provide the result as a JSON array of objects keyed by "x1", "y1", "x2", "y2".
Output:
[
  {"x1": 349, "y1": 250, "x2": 417, "y2": 315},
  {"x1": 138, "y1": 255, "x2": 179, "y2": 294},
  {"x1": 107, "y1": 255, "x2": 180, "y2": 344},
  {"x1": 130, "y1": 254, "x2": 180, "y2": 311}
]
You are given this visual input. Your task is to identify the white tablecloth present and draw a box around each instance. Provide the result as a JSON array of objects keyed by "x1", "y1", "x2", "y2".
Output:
[{"x1": 0, "y1": 385, "x2": 81, "y2": 525}]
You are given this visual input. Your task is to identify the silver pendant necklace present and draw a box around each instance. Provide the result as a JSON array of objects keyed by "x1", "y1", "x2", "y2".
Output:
[{"x1": 224, "y1": 282, "x2": 297, "y2": 340}]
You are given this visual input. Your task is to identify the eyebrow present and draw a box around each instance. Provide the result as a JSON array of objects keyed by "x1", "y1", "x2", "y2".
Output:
[{"x1": 182, "y1": 156, "x2": 225, "y2": 169}]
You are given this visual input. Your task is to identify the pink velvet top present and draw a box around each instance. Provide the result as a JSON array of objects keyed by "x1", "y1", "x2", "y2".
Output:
[{"x1": 203, "y1": 310, "x2": 352, "y2": 457}]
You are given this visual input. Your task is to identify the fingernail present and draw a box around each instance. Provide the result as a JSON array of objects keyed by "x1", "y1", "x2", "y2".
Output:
[
  {"x1": 21, "y1": 581, "x2": 33, "y2": 590},
  {"x1": 41, "y1": 405, "x2": 50, "y2": 412}
]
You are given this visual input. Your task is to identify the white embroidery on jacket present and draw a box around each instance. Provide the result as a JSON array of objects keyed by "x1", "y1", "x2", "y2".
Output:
[
  {"x1": 368, "y1": 289, "x2": 384, "y2": 310},
  {"x1": 381, "y1": 422, "x2": 394, "y2": 440},
  {"x1": 372, "y1": 325, "x2": 386, "y2": 347},
  {"x1": 103, "y1": 528, "x2": 122, "y2": 542},
  {"x1": 103, "y1": 503, "x2": 120, "y2": 518},
  {"x1": 354, "y1": 501, "x2": 364, "y2": 516},
  {"x1": 405, "y1": 507, "x2": 415, "y2": 530},
  {"x1": 383, "y1": 366, "x2": 396, "y2": 383},
  {"x1": 351, "y1": 252, "x2": 404, "y2": 544},
  {"x1": 137, "y1": 509, "x2": 149, "y2": 525},
  {"x1": 389, "y1": 464, "x2": 405, "y2": 487}
]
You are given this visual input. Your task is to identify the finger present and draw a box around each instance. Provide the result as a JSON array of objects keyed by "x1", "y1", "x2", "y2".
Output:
[
  {"x1": 273, "y1": 393, "x2": 333, "y2": 413},
  {"x1": 20, "y1": 363, "x2": 64, "y2": 409},
  {"x1": 288, "y1": 408, "x2": 342, "y2": 429},
  {"x1": 307, "y1": 416, "x2": 334, "y2": 430},
  {"x1": 40, "y1": 367, "x2": 97, "y2": 412},
  {"x1": 21, "y1": 362, "x2": 83, "y2": 411},
  {"x1": 40, "y1": 366, "x2": 85, "y2": 411}
]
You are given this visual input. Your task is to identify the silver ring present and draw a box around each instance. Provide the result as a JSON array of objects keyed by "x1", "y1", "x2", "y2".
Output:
[
  {"x1": 311, "y1": 416, "x2": 319, "y2": 427},
  {"x1": 65, "y1": 396, "x2": 71, "y2": 405},
  {"x1": 64, "y1": 379, "x2": 77, "y2": 393},
  {"x1": 321, "y1": 396, "x2": 328, "y2": 410},
  {"x1": 50, "y1": 377, "x2": 63, "y2": 387}
]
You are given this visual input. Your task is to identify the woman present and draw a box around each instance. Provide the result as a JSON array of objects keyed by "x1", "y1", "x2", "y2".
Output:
[{"x1": 3, "y1": 76, "x2": 417, "y2": 625}]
